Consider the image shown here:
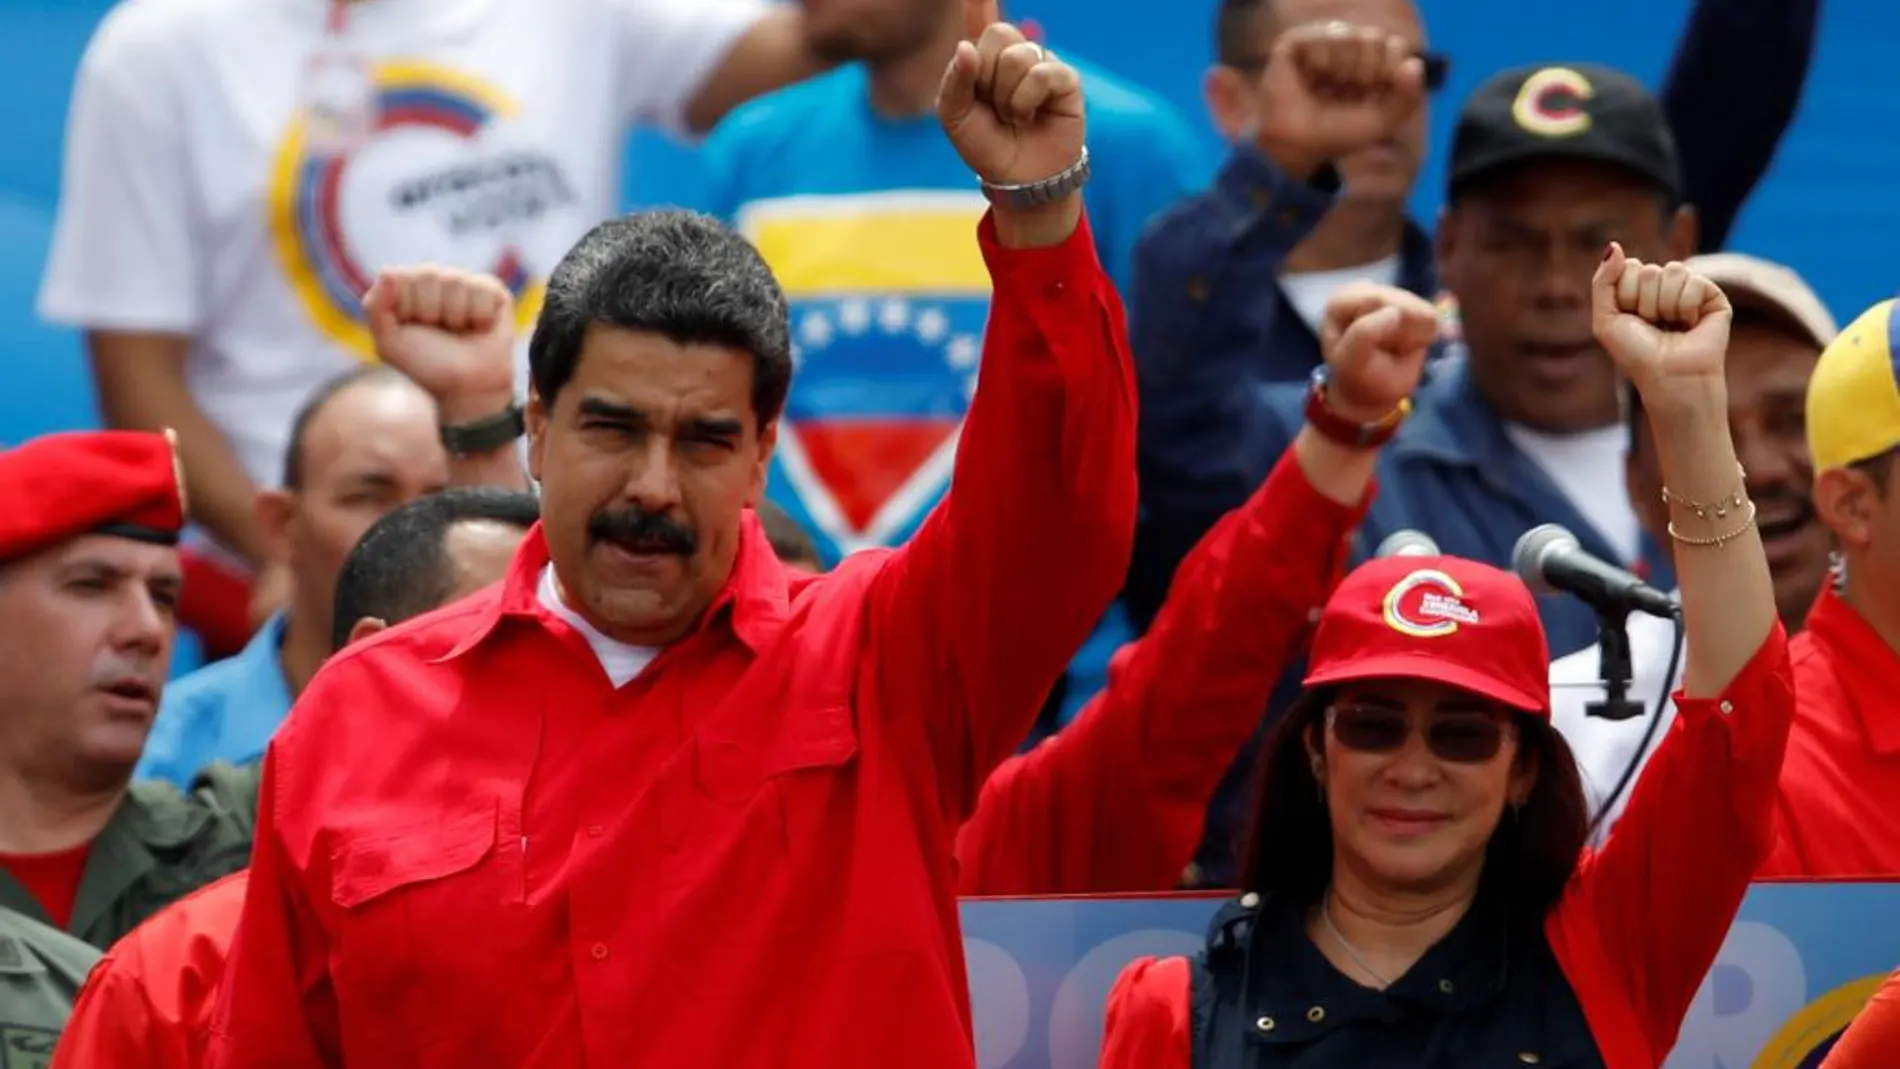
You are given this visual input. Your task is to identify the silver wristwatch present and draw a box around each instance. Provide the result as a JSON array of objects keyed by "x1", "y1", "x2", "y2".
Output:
[{"x1": 979, "y1": 147, "x2": 1092, "y2": 210}]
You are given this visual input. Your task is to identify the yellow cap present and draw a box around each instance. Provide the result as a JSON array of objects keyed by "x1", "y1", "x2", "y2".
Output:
[{"x1": 1807, "y1": 298, "x2": 1900, "y2": 471}]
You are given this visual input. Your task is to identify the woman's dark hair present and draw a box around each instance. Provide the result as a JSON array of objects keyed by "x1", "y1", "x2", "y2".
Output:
[
  {"x1": 527, "y1": 210, "x2": 792, "y2": 427},
  {"x1": 1237, "y1": 687, "x2": 1592, "y2": 921}
]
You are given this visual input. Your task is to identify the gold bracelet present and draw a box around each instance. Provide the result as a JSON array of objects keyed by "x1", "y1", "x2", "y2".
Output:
[
  {"x1": 1668, "y1": 499, "x2": 1758, "y2": 547},
  {"x1": 1660, "y1": 464, "x2": 1749, "y2": 522}
]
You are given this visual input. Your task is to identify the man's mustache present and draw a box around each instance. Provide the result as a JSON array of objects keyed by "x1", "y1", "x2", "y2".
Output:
[{"x1": 587, "y1": 505, "x2": 698, "y2": 557}]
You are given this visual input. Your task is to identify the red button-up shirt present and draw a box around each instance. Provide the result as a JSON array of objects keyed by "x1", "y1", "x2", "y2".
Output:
[
  {"x1": 1760, "y1": 584, "x2": 1900, "y2": 877},
  {"x1": 205, "y1": 213, "x2": 1136, "y2": 1069},
  {"x1": 956, "y1": 450, "x2": 1368, "y2": 895}
]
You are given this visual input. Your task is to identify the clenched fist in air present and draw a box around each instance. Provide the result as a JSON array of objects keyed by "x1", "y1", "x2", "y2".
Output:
[
  {"x1": 937, "y1": 0, "x2": 1087, "y2": 246},
  {"x1": 1319, "y1": 282, "x2": 1438, "y2": 423},
  {"x1": 363, "y1": 264, "x2": 518, "y2": 421},
  {"x1": 1252, "y1": 20, "x2": 1425, "y2": 181},
  {"x1": 1591, "y1": 242, "x2": 1732, "y2": 396}
]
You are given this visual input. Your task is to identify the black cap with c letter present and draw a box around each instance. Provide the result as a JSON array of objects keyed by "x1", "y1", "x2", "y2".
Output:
[{"x1": 1448, "y1": 63, "x2": 1681, "y2": 204}]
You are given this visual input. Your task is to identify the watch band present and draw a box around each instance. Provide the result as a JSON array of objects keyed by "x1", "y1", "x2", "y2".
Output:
[
  {"x1": 440, "y1": 403, "x2": 525, "y2": 456},
  {"x1": 1302, "y1": 368, "x2": 1410, "y2": 450},
  {"x1": 980, "y1": 147, "x2": 1092, "y2": 210}
]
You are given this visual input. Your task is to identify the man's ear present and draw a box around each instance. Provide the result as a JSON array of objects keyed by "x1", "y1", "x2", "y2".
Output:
[
  {"x1": 747, "y1": 419, "x2": 779, "y2": 508},
  {"x1": 1815, "y1": 467, "x2": 1880, "y2": 551},
  {"x1": 526, "y1": 387, "x2": 550, "y2": 484},
  {"x1": 254, "y1": 489, "x2": 296, "y2": 566},
  {"x1": 346, "y1": 616, "x2": 388, "y2": 647}
]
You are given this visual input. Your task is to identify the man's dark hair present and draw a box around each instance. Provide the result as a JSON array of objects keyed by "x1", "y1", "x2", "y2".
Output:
[
  {"x1": 1239, "y1": 687, "x2": 1591, "y2": 925},
  {"x1": 330, "y1": 487, "x2": 540, "y2": 651},
  {"x1": 281, "y1": 365, "x2": 411, "y2": 490},
  {"x1": 527, "y1": 210, "x2": 793, "y2": 427},
  {"x1": 1214, "y1": 0, "x2": 1272, "y2": 66}
]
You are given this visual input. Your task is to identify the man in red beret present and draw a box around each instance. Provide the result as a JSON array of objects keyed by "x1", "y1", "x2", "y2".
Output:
[{"x1": 0, "y1": 430, "x2": 251, "y2": 949}]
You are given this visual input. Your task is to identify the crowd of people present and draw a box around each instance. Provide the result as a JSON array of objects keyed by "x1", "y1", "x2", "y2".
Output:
[{"x1": 2, "y1": 0, "x2": 1897, "y2": 1065}]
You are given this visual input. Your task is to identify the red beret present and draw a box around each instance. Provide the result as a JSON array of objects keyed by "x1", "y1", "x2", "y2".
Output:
[{"x1": 0, "y1": 430, "x2": 186, "y2": 561}]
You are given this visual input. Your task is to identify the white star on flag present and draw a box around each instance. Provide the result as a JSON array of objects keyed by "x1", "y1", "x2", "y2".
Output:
[
  {"x1": 799, "y1": 309, "x2": 834, "y2": 348},
  {"x1": 915, "y1": 307, "x2": 950, "y2": 344}
]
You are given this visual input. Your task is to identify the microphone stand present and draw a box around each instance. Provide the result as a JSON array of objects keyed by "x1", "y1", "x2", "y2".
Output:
[{"x1": 1585, "y1": 607, "x2": 1646, "y2": 721}]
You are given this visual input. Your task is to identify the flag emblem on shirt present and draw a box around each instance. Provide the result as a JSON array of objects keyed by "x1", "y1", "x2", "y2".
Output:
[
  {"x1": 266, "y1": 61, "x2": 549, "y2": 360},
  {"x1": 737, "y1": 191, "x2": 992, "y2": 558}
]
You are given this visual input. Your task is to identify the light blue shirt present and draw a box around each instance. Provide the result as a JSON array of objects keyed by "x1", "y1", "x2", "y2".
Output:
[{"x1": 136, "y1": 612, "x2": 294, "y2": 787}]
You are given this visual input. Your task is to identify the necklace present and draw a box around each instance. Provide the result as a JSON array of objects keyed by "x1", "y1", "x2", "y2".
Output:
[{"x1": 1320, "y1": 892, "x2": 1394, "y2": 989}]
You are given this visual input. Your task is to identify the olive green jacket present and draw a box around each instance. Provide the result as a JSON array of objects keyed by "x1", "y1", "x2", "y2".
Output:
[
  {"x1": 0, "y1": 906, "x2": 99, "y2": 1067},
  {"x1": 0, "y1": 781, "x2": 253, "y2": 951},
  {"x1": 189, "y1": 760, "x2": 264, "y2": 841}
]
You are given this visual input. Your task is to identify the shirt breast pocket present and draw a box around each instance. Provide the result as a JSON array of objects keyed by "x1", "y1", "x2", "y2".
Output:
[
  {"x1": 659, "y1": 703, "x2": 859, "y2": 995},
  {"x1": 325, "y1": 800, "x2": 526, "y2": 1051}
]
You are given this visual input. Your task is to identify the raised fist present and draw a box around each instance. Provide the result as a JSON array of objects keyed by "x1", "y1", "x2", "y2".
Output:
[
  {"x1": 1319, "y1": 282, "x2": 1438, "y2": 422},
  {"x1": 1252, "y1": 20, "x2": 1424, "y2": 178},
  {"x1": 363, "y1": 265, "x2": 517, "y2": 407},
  {"x1": 1591, "y1": 242, "x2": 1732, "y2": 391},
  {"x1": 936, "y1": 0, "x2": 1085, "y2": 191}
]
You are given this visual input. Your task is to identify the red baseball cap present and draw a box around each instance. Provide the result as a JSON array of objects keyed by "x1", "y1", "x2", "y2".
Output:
[
  {"x1": 0, "y1": 430, "x2": 186, "y2": 562},
  {"x1": 1303, "y1": 555, "x2": 1550, "y2": 715}
]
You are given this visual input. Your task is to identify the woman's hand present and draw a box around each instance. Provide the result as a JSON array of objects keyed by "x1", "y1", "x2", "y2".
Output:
[{"x1": 1592, "y1": 242, "x2": 1732, "y2": 406}]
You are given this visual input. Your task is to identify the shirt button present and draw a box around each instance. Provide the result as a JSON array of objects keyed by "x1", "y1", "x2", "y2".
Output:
[
  {"x1": 590, "y1": 942, "x2": 609, "y2": 961},
  {"x1": 1719, "y1": 700, "x2": 1734, "y2": 715},
  {"x1": 1307, "y1": 608, "x2": 1323, "y2": 624},
  {"x1": 1306, "y1": 1006, "x2": 1325, "y2": 1023},
  {"x1": 1519, "y1": 1054, "x2": 1541, "y2": 1065},
  {"x1": 1186, "y1": 277, "x2": 1209, "y2": 303},
  {"x1": 1239, "y1": 892, "x2": 1260, "y2": 909},
  {"x1": 1255, "y1": 1015, "x2": 1274, "y2": 1032},
  {"x1": 1438, "y1": 979, "x2": 1455, "y2": 994},
  {"x1": 1045, "y1": 281, "x2": 1066, "y2": 299},
  {"x1": 586, "y1": 824, "x2": 604, "y2": 838}
]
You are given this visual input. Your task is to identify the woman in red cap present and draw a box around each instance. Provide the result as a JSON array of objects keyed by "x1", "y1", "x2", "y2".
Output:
[{"x1": 1098, "y1": 244, "x2": 1796, "y2": 1069}]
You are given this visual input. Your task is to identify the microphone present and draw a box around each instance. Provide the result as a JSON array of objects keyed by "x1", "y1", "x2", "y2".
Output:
[
  {"x1": 1512, "y1": 524, "x2": 1678, "y2": 620},
  {"x1": 1375, "y1": 529, "x2": 1441, "y2": 558}
]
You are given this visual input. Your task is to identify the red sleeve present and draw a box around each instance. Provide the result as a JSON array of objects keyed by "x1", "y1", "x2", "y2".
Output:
[
  {"x1": 1821, "y1": 969, "x2": 1900, "y2": 1069},
  {"x1": 204, "y1": 745, "x2": 341, "y2": 1067},
  {"x1": 47, "y1": 951, "x2": 186, "y2": 1069},
  {"x1": 1554, "y1": 626, "x2": 1793, "y2": 1054},
  {"x1": 866, "y1": 210, "x2": 1138, "y2": 824},
  {"x1": 955, "y1": 451, "x2": 1365, "y2": 894},
  {"x1": 1099, "y1": 955, "x2": 1193, "y2": 1069}
]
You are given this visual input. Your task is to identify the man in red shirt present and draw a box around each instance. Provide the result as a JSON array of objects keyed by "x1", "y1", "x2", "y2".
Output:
[
  {"x1": 50, "y1": 486, "x2": 541, "y2": 1069},
  {"x1": 1761, "y1": 297, "x2": 1900, "y2": 877},
  {"x1": 0, "y1": 431, "x2": 251, "y2": 949},
  {"x1": 207, "y1": 5, "x2": 1137, "y2": 1067}
]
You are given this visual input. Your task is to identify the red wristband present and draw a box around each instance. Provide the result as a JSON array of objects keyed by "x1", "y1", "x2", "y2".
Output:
[{"x1": 1303, "y1": 369, "x2": 1411, "y2": 450}]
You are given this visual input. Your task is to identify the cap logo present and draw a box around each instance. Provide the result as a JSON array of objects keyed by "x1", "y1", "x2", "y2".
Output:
[
  {"x1": 1382, "y1": 569, "x2": 1481, "y2": 638},
  {"x1": 1511, "y1": 67, "x2": 1594, "y2": 138}
]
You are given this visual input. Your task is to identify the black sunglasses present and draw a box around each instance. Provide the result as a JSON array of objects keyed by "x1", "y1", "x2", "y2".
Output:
[
  {"x1": 1326, "y1": 702, "x2": 1509, "y2": 764},
  {"x1": 1228, "y1": 49, "x2": 1450, "y2": 93}
]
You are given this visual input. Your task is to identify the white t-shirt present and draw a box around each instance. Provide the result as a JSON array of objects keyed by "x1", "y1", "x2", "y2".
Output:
[
  {"x1": 1502, "y1": 422, "x2": 1641, "y2": 563},
  {"x1": 1549, "y1": 600, "x2": 1685, "y2": 844},
  {"x1": 537, "y1": 564, "x2": 658, "y2": 688},
  {"x1": 1279, "y1": 255, "x2": 1401, "y2": 336},
  {"x1": 40, "y1": 0, "x2": 764, "y2": 496}
]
